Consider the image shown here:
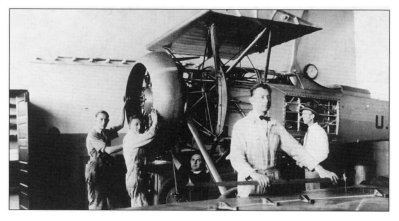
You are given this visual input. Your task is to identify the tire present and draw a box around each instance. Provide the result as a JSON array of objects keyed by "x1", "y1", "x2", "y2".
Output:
[{"x1": 157, "y1": 179, "x2": 187, "y2": 204}]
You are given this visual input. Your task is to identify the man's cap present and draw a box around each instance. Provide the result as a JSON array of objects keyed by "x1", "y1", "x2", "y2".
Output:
[{"x1": 300, "y1": 103, "x2": 320, "y2": 115}]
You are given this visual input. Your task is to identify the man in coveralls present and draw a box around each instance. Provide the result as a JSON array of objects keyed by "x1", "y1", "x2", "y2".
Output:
[
  {"x1": 85, "y1": 102, "x2": 126, "y2": 210},
  {"x1": 123, "y1": 109, "x2": 158, "y2": 207}
]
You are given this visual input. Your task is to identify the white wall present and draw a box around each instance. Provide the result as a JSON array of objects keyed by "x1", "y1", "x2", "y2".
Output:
[
  {"x1": 10, "y1": 10, "x2": 196, "y2": 60},
  {"x1": 297, "y1": 10, "x2": 357, "y2": 88},
  {"x1": 10, "y1": 10, "x2": 197, "y2": 134},
  {"x1": 18, "y1": 63, "x2": 131, "y2": 134},
  {"x1": 354, "y1": 11, "x2": 389, "y2": 101}
]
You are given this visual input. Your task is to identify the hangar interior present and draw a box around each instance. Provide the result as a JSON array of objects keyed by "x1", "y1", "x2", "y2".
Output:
[{"x1": 9, "y1": 9, "x2": 389, "y2": 210}]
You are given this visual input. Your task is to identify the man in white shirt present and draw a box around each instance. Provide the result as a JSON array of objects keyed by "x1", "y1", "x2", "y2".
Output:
[
  {"x1": 123, "y1": 109, "x2": 158, "y2": 207},
  {"x1": 229, "y1": 83, "x2": 338, "y2": 197},
  {"x1": 301, "y1": 105, "x2": 329, "y2": 190}
]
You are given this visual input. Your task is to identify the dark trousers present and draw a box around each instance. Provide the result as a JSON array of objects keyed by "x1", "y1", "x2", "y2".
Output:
[{"x1": 86, "y1": 159, "x2": 114, "y2": 210}]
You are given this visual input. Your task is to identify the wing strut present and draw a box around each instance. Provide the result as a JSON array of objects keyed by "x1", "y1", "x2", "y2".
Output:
[
  {"x1": 264, "y1": 29, "x2": 273, "y2": 82},
  {"x1": 187, "y1": 120, "x2": 227, "y2": 195},
  {"x1": 226, "y1": 27, "x2": 268, "y2": 74}
]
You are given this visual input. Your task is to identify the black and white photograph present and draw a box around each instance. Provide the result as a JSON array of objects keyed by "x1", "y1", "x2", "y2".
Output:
[{"x1": 7, "y1": 5, "x2": 391, "y2": 213}]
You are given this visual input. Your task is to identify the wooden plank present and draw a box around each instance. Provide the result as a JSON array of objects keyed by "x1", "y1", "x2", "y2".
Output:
[{"x1": 16, "y1": 91, "x2": 30, "y2": 210}]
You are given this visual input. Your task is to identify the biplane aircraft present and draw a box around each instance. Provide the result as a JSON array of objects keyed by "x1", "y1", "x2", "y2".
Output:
[{"x1": 122, "y1": 9, "x2": 389, "y2": 210}]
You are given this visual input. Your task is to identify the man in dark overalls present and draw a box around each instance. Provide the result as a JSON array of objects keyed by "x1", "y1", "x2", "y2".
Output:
[{"x1": 85, "y1": 104, "x2": 126, "y2": 210}]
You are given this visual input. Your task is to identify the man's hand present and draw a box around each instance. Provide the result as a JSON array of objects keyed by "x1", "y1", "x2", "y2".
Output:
[
  {"x1": 100, "y1": 146, "x2": 106, "y2": 153},
  {"x1": 104, "y1": 145, "x2": 123, "y2": 155},
  {"x1": 315, "y1": 165, "x2": 339, "y2": 183},
  {"x1": 249, "y1": 172, "x2": 270, "y2": 195},
  {"x1": 150, "y1": 108, "x2": 158, "y2": 122}
]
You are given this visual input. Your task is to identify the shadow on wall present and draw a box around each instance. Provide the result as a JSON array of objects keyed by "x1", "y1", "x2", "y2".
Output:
[
  {"x1": 31, "y1": 127, "x2": 81, "y2": 209},
  {"x1": 28, "y1": 103, "x2": 130, "y2": 209},
  {"x1": 27, "y1": 104, "x2": 79, "y2": 209}
]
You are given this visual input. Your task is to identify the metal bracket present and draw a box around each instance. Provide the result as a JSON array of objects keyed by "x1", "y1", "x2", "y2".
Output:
[
  {"x1": 261, "y1": 197, "x2": 279, "y2": 206},
  {"x1": 300, "y1": 194, "x2": 315, "y2": 204},
  {"x1": 215, "y1": 201, "x2": 239, "y2": 211}
]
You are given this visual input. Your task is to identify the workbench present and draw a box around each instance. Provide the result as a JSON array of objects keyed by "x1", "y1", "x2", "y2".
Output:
[{"x1": 127, "y1": 185, "x2": 388, "y2": 211}]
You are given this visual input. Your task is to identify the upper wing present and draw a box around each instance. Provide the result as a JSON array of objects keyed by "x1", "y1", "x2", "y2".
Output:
[{"x1": 146, "y1": 10, "x2": 321, "y2": 59}]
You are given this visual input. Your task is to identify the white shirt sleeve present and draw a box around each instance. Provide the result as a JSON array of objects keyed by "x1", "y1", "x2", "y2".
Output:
[
  {"x1": 272, "y1": 123, "x2": 319, "y2": 170},
  {"x1": 123, "y1": 119, "x2": 159, "y2": 149},
  {"x1": 303, "y1": 124, "x2": 329, "y2": 164}
]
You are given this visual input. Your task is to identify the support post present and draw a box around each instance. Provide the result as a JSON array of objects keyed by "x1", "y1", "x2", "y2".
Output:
[
  {"x1": 187, "y1": 120, "x2": 227, "y2": 194},
  {"x1": 264, "y1": 30, "x2": 273, "y2": 82},
  {"x1": 226, "y1": 27, "x2": 267, "y2": 74}
]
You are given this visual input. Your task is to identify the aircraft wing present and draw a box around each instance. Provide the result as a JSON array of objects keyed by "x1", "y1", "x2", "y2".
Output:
[{"x1": 146, "y1": 10, "x2": 321, "y2": 59}]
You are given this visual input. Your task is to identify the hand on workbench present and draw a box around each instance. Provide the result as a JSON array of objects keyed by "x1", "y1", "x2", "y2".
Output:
[
  {"x1": 315, "y1": 165, "x2": 339, "y2": 183},
  {"x1": 249, "y1": 172, "x2": 269, "y2": 195}
]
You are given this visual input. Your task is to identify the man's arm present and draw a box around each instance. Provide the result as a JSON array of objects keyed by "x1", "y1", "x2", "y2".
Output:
[
  {"x1": 88, "y1": 128, "x2": 123, "y2": 155},
  {"x1": 314, "y1": 165, "x2": 338, "y2": 182},
  {"x1": 113, "y1": 98, "x2": 129, "y2": 132},
  {"x1": 140, "y1": 109, "x2": 159, "y2": 141},
  {"x1": 274, "y1": 124, "x2": 338, "y2": 182},
  {"x1": 273, "y1": 124, "x2": 318, "y2": 169},
  {"x1": 87, "y1": 132, "x2": 106, "y2": 156},
  {"x1": 126, "y1": 109, "x2": 159, "y2": 149},
  {"x1": 104, "y1": 144, "x2": 123, "y2": 154}
]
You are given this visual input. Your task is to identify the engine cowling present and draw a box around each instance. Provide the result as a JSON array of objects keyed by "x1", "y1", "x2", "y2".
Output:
[{"x1": 125, "y1": 52, "x2": 184, "y2": 154}]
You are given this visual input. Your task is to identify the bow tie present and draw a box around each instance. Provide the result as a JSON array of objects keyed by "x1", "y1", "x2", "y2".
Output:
[{"x1": 259, "y1": 116, "x2": 270, "y2": 121}]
